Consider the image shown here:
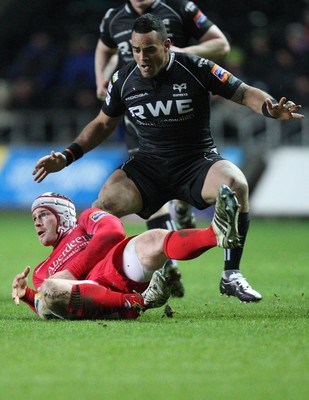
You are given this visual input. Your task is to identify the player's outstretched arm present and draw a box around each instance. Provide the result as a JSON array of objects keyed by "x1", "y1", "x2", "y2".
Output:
[
  {"x1": 32, "y1": 112, "x2": 122, "y2": 183},
  {"x1": 231, "y1": 83, "x2": 304, "y2": 120}
]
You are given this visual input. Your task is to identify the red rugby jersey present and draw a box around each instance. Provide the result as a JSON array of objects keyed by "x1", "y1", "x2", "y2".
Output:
[{"x1": 22, "y1": 208, "x2": 125, "y2": 310}]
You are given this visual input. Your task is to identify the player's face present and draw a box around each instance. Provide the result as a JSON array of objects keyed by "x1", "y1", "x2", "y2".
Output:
[
  {"x1": 131, "y1": 31, "x2": 170, "y2": 78},
  {"x1": 32, "y1": 207, "x2": 58, "y2": 247}
]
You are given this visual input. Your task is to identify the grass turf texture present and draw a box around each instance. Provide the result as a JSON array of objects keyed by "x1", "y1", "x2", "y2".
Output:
[{"x1": 0, "y1": 212, "x2": 308, "y2": 400}]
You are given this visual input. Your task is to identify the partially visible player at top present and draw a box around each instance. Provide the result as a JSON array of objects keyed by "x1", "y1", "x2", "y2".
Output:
[
  {"x1": 12, "y1": 186, "x2": 241, "y2": 320},
  {"x1": 95, "y1": 0, "x2": 231, "y2": 297},
  {"x1": 96, "y1": 0, "x2": 230, "y2": 98}
]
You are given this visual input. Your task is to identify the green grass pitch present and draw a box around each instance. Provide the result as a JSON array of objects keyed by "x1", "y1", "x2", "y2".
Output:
[{"x1": 0, "y1": 212, "x2": 308, "y2": 400}]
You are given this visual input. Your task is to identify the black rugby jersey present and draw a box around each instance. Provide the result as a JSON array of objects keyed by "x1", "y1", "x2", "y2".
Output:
[
  {"x1": 100, "y1": 0, "x2": 213, "y2": 67},
  {"x1": 102, "y1": 52, "x2": 242, "y2": 156}
]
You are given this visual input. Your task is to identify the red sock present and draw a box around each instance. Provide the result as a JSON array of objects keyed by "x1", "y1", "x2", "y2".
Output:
[
  {"x1": 163, "y1": 226, "x2": 217, "y2": 260},
  {"x1": 67, "y1": 283, "x2": 144, "y2": 319}
]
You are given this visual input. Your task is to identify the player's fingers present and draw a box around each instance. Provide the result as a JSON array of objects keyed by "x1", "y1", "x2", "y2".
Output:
[
  {"x1": 38, "y1": 170, "x2": 48, "y2": 182},
  {"x1": 32, "y1": 159, "x2": 47, "y2": 175},
  {"x1": 33, "y1": 153, "x2": 54, "y2": 174},
  {"x1": 24, "y1": 266, "x2": 31, "y2": 276},
  {"x1": 284, "y1": 102, "x2": 301, "y2": 113},
  {"x1": 13, "y1": 294, "x2": 20, "y2": 306},
  {"x1": 283, "y1": 101, "x2": 298, "y2": 112},
  {"x1": 34, "y1": 168, "x2": 47, "y2": 183},
  {"x1": 278, "y1": 97, "x2": 287, "y2": 107},
  {"x1": 11, "y1": 286, "x2": 20, "y2": 305},
  {"x1": 12, "y1": 274, "x2": 23, "y2": 286},
  {"x1": 33, "y1": 169, "x2": 41, "y2": 181},
  {"x1": 265, "y1": 97, "x2": 278, "y2": 109},
  {"x1": 284, "y1": 100, "x2": 295, "y2": 108},
  {"x1": 32, "y1": 163, "x2": 41, "y2": 175},
  {"x1": 290, "y1": 112, "x2": 305, "y2": 119}
]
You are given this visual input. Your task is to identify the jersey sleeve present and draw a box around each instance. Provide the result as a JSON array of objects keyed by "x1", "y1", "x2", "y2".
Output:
[
  {"x1": 65, "y1": 208, "x2": 126, "y2": 279},
  {"x1": 181, "y1": 0, "x2": 214, "y2": 40},
  {"x1": 20, "y1": 286, "x2": 36, "y2": 313},
  {"x1": 99, "y1": 8, "x2": 118, "y2": 49},
  {"x1": 207, "y1": 60, "x2": 243, "y2": 98}
]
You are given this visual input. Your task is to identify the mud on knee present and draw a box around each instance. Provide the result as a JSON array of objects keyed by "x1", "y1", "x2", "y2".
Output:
[{"x1": 40, "y1": 279, "x2": 72, "y2": 317}]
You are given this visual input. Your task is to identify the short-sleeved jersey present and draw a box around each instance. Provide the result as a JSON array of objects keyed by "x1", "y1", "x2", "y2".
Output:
[
  {"x1": 100, "y1": 0, "x2": 213, "y2": 67},
  {"x1": 102, "y1": 52, "x2": 242, "y2": 156},
  {"x1": 32, "y1": 208, "x2": 124, "y2": 289}
]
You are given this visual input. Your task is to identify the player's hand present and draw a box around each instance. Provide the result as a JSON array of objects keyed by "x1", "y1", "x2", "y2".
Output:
[
  {"x1": 96, "y1": 80, "x2": 109, "y2": 101},
  {"x1": 12, "y1": 266, "x2": 31, "y2": 305},
  {"x1": 32, "y1": 151, "x2": 67, "y2": 183},
  {"x1": 266, "y1": 97, "x2": 304, "y2": 120}
]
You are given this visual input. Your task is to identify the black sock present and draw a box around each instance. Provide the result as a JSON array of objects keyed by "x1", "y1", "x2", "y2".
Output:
[
  {"x1": 146, "y1": 213, "x2": 177, "y2": 231},
  {"x1": 224, "y1": 212, "x2": 250, "y2": 271}
]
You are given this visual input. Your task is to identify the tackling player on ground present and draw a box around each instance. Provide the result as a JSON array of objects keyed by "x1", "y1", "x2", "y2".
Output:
[{"x1": 12, "y1": 186, "x2": 240, "y2": 319}]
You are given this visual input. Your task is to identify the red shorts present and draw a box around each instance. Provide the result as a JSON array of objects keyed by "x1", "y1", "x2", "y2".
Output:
[{"x1": 86, "y1": 236, "x2": 149, "y2": 294}]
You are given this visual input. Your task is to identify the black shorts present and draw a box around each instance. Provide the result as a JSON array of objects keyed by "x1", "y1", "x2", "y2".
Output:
[{"x1": 119, "y1": 150, "x2": 225, "y2": 219}]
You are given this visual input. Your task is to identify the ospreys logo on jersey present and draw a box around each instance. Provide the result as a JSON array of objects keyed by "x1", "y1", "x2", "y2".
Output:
[
  {"x1": 162, "y1": 18, "x2": 171, "y2": 27},
  {"x1": 185, "y1": 1, "x2": 196, "y2": 12},
  {"x1": 198, "y1": 58, "x2": 208, "y2": 67},
  {"x1": 173, "y1": 83, "x2": 187, "y2": 92},
  {"x1": 173, "y1": 83, "x2": 188, "y2": 98}
]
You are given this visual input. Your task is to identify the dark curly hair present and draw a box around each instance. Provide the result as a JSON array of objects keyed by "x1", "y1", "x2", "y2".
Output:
[{"x1": 132, "y1": 13, "x2": 167, "y2": 42}]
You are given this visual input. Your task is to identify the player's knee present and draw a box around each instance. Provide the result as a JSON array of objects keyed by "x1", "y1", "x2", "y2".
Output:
[
  {"x1": 92, "y1": 197, "x2": 105, "y2": 210},
  {"x1": 93, "y1": 195, "x2": 122, "y2": 216},
  {"x1": 92, "y1": 188, "x2": 128, "y2": 216},
  {"x1": 40, "y1": 279, "x2": 72, "y2": 317},
  {"x1": 139, "y1": 228, "x2": 168, "y2": 253},
  {"x1": 228, "y1": 176, "x2": 248, "y2": 200}
]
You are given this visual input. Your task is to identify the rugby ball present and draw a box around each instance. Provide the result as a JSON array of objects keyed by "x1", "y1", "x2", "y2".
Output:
[{"x1": 34, "y1": 292, "x2": 56, "y2": 320}]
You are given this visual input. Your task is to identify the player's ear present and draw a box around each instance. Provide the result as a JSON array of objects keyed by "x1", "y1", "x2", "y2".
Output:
[{"x1": 164, "y1": 38, "x2": 171, "y2": 50}]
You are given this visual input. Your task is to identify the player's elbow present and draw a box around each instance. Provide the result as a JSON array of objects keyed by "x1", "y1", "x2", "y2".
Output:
[
  {"x1": 221, "y1": 41, "x2": 231, "y2": 57},
  {"x1": 215, "y1": 39, "x2": 230, "y2": 59},
  {"x1": 110, "y1": 230, "x2": 126, "y2": 246}
]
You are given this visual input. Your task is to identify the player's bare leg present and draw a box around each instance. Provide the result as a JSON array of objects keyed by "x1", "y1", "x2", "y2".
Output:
[{"x1": 147, "y1": 203, "x2": 185, "y2": 297}]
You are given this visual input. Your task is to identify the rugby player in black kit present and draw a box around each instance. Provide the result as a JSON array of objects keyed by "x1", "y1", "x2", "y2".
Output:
[
  {"x1": 33, "y1": 14, "x2": 304, "y2": 302},
  {"x1": 95, "y1": 0, "x2": 231, "y2": 297}
]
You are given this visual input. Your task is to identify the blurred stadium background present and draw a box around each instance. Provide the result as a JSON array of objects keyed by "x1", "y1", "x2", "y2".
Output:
[{"x1": 0, "y1": 0, "x2": 308, "y2": 216}]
